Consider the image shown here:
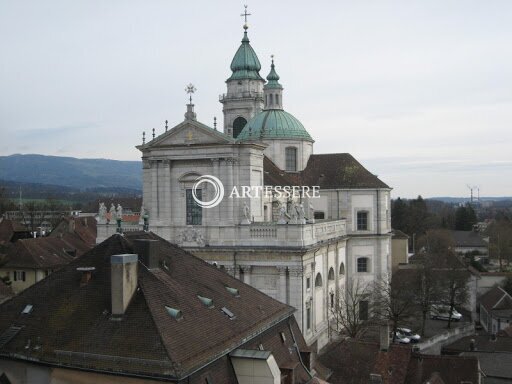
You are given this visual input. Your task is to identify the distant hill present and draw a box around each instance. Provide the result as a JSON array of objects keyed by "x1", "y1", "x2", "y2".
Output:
[
  {"x1": 428, "y1": 197, "x2": 512, "y2": 204},
  {"x1": 0, "y1": 154, "x2": 142, "y2": 190}
]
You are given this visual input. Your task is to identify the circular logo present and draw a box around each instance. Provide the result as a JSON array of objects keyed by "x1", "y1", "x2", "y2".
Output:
[{"x1": 192, "y1": 175, "x2": 225, "y2": 208}]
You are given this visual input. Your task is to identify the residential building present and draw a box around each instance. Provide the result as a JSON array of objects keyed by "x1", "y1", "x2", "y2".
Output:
[
  {"x1": 0, "y1": 217, "x2": 95, "y2": 294},
  {"x1": 443, "y1": 326, "x2": 512, "y2": 383},
  {"x1": 450, "y1": 230, "x2": 489, "y2": 260},
  {"x1": 0, "y1": 280, "x2": 13, "y2": 304},
  {"x1": 479, "y1": 286, "x2": 512, "y2": 334},
  {"x1": 391, "y1": 229, "x2": 409, "y2": 271},
  {"x1": 319, "y1": 338, "x2": 481, "y2": 383},
  {"x1": 0, "y1": 219, "x2": 30, "y2": 245},
  {"x1": 97, "y1": 16, "x2": 392, "y2": 350},
  {"x1": 0, "y1": 232, "x2": 320, "y2": 383}
]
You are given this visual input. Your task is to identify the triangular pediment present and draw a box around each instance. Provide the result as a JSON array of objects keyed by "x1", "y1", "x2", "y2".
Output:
[{"x1": 140, "y1": 119, "x2": 234, "y2": 149}]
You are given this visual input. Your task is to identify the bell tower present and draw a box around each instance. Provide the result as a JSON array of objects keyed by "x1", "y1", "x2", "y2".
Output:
[{"x1": 220, "y1": 6, "x2": 265, "y2": 139}]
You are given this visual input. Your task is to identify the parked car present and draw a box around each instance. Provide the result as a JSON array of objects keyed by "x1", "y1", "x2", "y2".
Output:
[
  {"x1": 431, "y1": 305, "x2": 462, "y2": 321},
  {"x1": 391, "y1": 332, "x2": 411, "y2": 344},
  {"x1": 396, "y1": 327, "x2": 421, "y2": 343}
]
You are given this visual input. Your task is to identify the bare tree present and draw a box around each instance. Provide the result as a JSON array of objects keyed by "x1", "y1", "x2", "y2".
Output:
[
  {"x1": 373, "y1": 274, "x2": 417, "y2": 342},
  {"x1": 413, "y1": 230, "x2": 454, "y2": 335},
  {"x1": 487, "y1": 220, "x2": 512, "y2": 271},
  {"x1": 439, "y1": 264, "x2": 470, "y2": 329},
  {"x1": 329, "y1": 278, "x2": 373, "y2": 339}
]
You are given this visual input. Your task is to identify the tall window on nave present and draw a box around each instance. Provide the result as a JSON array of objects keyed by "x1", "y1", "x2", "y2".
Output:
[{"x1": 186, "y1": 189, "x2": 202, "y2": 225}]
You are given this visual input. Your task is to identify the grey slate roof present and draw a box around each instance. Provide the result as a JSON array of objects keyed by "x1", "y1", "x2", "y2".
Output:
[
  {"x1": 450, "y1": 230, "x2": 488, "y2": 248},
  {"x1": 263, "y1": 154, "x2": 389, "y2": 190},
  {"x1": 0, "y1": 232, "x2": 310, "y2": 382}
]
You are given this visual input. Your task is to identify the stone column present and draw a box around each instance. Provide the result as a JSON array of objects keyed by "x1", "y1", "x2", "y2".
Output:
[
  {"x1": 277, "y1": 266, "x2": 288, "y2": 304},
  {"x1": 240, "y1": 265, "x2": 252, "y2": 285},
  {"x1": 163, "y1": 160, "x2": 172, "y2": 222},
  {"x1": 310, "y1": 261, "x2": 316, "y2": 332},
  {"x1": 211, "y1": 158, "x2": 221, "y2": 225},
  {"x1": 289, "y1": 266, "x2": 304, "y2": 331},
  {"x1": 150, "y1": 160, "x2": 159, "y2": 219},
  {"x1": 226, "y1": 158, "x2": 236, "y2": 225}
]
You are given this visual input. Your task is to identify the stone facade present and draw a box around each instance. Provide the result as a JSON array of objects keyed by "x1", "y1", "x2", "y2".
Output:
[{"x1": 96, "y1": 24, "x2": 392, "y2": 350}]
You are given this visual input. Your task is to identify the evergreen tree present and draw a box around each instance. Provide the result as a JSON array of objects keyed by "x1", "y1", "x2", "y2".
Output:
[
  {"x1": 455, "y1": 204, "x2": 477, "y2": 230},
  {"x1": 391, "y1": 198, "x2": 408, "y2": 232}
]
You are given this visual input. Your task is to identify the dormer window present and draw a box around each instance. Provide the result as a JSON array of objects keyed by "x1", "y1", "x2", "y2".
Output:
[{"x1": 285, "y1": 147, "x2": 297, "y2": 172}]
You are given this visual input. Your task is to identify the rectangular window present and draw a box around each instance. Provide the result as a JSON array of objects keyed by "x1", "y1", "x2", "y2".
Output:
[
  {"x1": 186, "y1": 189, "x2": 202, "y2": 225},
  {"x1": 306, "y1": 307, "x2": 311, "y2": 330},
  {"x1": 285, "y1": 147, "x2": 297, "y2": 172},
  {"x1": 356, "y1": 211, "x2": 368, "y2": 230},
  {"x1": 357, "y1": 258, "x2": 368, "y2": 273},
  {"x1": 359, "y1": 300, "x2": 369, "y2": 321},
  {"x1": 14, "y1": 270, "x2": 26, "y2": 282},
  {"x1": 306, "y1": 277, "x2": 311, "y2": 290},
  {"x1": 314, "y1": 211, "x2": 325, "y2": 220}
]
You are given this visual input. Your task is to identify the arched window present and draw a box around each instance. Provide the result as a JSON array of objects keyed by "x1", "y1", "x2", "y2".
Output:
[
  {"x1": 328, "y1": 267, "x2": 335, "y2": 281},
  {"x1": 285, "y1": 147, "x2": 297, "y2": 171},
  {"x1": 357, "y1": 257, "x2": 369, "y2": 273},
  {"x1": 232, "y1": 116, "x2": 247, "y2": 139},
  {"x1": 275, "y1": 94, "x2": 279, "y2": 105},
  {"x1": 315, "y1": 273, "x2": 323, "y2": 287},
  {"x1": 270, "y1": 94, "x2": 274, "y2": 105},
  {"x1": 339, "y1": 262, "x2": 345, "y2": 275}
]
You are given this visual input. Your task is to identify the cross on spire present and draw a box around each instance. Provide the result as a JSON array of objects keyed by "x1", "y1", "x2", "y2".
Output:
[
  {"x1": 185, "y1": 83, "x2": 196, "y2": 104},
  {"x1": 240, "y1": 5, "x2": 251, "y2": 28}
]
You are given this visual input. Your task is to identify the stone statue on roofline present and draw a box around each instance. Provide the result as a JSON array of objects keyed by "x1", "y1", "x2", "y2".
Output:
[
  {"x1": 278, "y1": 203, "x2": 289, "y2": 224},
  {"x1": 241, "y1": 202, "x2": 251, "y2": 225},
  {"x1": 98, "y1": 202, "x2": 107, "y2": 223},
  {"x1": 307, "y1": 202, "x2": 315, "y2": 224},
  {"x1": 109, "y1": 203, "x2": 116, "y2": 223},
  {"x1": 139, "y1": 205, "x2": 147, "y2": 225},
  {"x1": 295, "y1": 202, "x2": 306, "y2": 224},
  {"x1": 289, "y1": 203, "x2": 298, "y2": 224},
  {"x1": 116, "y1": 204, "x2": 123, "y2": 220}
]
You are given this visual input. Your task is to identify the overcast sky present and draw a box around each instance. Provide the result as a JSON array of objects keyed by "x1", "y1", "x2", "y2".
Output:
[{"x1": 1, "y1": 1, "x2": 511, "y2": 198}]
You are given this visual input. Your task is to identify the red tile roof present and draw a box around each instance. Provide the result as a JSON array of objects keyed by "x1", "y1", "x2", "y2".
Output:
[
  {"x1": 49, "y1": 216, "x2": 97, "y2": 247},
  {"x1": 1, "y1": 232, "x2": 91, "y2": 269},
  {"x1": 0, "y1": 219, "x2": 30, "y2": 244}
]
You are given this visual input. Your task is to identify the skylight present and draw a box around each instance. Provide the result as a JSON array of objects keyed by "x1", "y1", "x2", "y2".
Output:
[
  {"x1": 165, "y1": 306, "x2": 183, "y2": 321},
  {"x1": 197, "y1": 295, "x2": 214, "y2": 308},
  {"x1": 221, "y1": 306, "x2": 236, "y2": 320},
  {"x1": 21, "y1": 305, "x2": 33, "y2": 314}
]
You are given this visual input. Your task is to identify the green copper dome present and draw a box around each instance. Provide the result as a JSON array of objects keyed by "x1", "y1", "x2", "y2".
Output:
[
  {"x1": 228, "y1": 29, "x2": 264, "y2": 81},
  {"x1": 236, "y1": 109, "x2": 313, "y2": 142},
  {"x1": 264, "y1": 59, "x2": 283, "y2": 89}
]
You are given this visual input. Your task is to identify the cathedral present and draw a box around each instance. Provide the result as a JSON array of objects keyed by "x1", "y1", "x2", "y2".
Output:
[{"x1": 98, "y1": 19, "x2": 392, "y2": 349}]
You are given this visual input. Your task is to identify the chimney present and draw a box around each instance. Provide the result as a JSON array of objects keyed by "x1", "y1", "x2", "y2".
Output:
[
  {"x1": 110, "y1": 254, "x2": 138, "y2": 318},
  {"x1": 133, "y1": 239, "x2": 160, "y2": 269},
  {"x1": 380, "y1": 324, "x2": 390, "y2": 351},
  {"x1": 69, "y1": 218, "x2": 75, "y2": 233}
]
